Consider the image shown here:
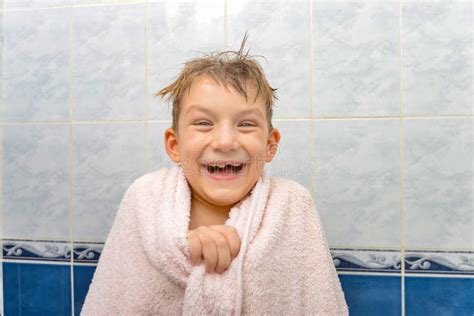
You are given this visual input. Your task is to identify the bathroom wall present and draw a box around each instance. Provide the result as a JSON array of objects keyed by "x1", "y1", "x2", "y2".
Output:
[
  {"x1": 0, "y1": 1, "x2": 3, "y2": 314},
  {"x1": 1, "y1": 0, "x2": 473, "y2": 315}
]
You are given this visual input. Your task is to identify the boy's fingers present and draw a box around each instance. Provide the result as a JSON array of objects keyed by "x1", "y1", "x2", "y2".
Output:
[
  {"x1": 208, "y1": 225, "x2": 241, "y2": 259},
  {"x1": 206, "y1": 229, "x2": 231, "y2": 273},
  {"x1": 187, "y1": 231, "x2": 202, "y2": 265},
  {"x1": 188, "y1": 225, "x2": 241, "y2": 273},
  {"x1": 195, "y1": 227, "x2": 219, "y2": 273}
]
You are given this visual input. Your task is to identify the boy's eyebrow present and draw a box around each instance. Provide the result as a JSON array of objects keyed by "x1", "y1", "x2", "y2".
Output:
[{"x1": 186, "y1": 104, "x2": 264, "y2": 118}]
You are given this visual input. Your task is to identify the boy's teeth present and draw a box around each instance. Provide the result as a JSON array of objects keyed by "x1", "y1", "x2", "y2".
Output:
[{"x1": 206, "y1": 164, "x2": 243, "y2": 175}]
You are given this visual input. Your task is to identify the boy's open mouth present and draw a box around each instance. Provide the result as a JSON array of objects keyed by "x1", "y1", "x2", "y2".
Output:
[{"x1": 201, "y1": 162, "x2": 246, "y2": 176}]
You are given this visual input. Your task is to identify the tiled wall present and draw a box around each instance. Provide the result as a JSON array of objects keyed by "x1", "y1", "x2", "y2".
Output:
[{"x1": 1, "y1": 0, "x2": 473, "y2": 315}]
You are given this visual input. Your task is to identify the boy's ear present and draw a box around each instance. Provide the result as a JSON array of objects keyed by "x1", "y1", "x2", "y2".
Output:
[
  {"x1": 265, "y1": 128, "x2": 281, "y2": 162},
  {"x1": 164, "y1": 128, "x2": 180, "y2": 164}
]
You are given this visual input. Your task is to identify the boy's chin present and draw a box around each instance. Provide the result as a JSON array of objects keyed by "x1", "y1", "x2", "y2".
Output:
[{"x1": 205, "y1": 191, "x2": 247, "y2": 207}]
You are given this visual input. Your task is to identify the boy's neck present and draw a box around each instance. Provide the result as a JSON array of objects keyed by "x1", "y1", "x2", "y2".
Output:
[{"x1": 188, "y1": 195, "x2": 235, "y2": 230}]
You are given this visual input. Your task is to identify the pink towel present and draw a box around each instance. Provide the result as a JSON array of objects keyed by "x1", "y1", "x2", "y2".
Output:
[{"x1": 81, "y1": 165, "x2": 349, "y2": 315}]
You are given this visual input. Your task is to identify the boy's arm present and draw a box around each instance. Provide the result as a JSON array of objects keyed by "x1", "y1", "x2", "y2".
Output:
[
  {"x1": 80, "y1": 181, "x2": 181, "y2": 315},
  {"x1": 80, "y1": 182, "x2": 142, "y2": 315}
]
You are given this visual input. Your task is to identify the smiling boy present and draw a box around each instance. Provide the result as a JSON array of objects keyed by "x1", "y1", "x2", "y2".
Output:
[
  {"x1": 163, "y1": 74, "x2": 281, "y2": 230},
  {"x1": 81, "y1": 35, "x2": 348, "y2": 315}
]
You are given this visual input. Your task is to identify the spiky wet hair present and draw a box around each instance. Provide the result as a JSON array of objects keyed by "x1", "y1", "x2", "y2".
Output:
[{"x1": 154, "y1": 32, "x2": 278, "y2": 134}]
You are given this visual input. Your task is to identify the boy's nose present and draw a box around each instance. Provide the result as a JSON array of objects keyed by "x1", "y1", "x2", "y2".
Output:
[{"x1": 211, "y1": 126, "x2": 238, "y2": 152}]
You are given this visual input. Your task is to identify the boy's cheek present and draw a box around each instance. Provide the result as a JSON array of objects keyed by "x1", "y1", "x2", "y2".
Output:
[{"x1": 178, "y1": 158, "x2": 200, "y2": 176}]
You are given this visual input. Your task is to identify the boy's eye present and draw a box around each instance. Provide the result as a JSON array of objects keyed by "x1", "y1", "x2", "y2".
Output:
[
  {"x1": 194, "y1": 121, "x2": 211, "y2": 126},
  {"x1": 240, "y1": 122, "x2": 256, "y2": 127}
]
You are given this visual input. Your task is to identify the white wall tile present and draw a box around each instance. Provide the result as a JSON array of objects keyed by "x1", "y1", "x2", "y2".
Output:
[
  {"x1": 227, "y1": 0, "x2": 312, "y2": 118},
  {"x1": 147, "y1": 0, "x2": 225, "y2": 121},
  {"x1": 72, "y1": 123, "x2": 145, "y2": 241},
  {"x1": 1, "y1": 8, "x2": 70, "y2": 121},
  {"x1": 313, "y1": 1, "x2": 400, "y2": 117},
  {"x1": 402, "y1": 1, "x2": 473, "y2": 115},
  {"x1": 147, "y1": 121, "x2": 175, "y2": 172},
  {"x1": 4, "y1": 0, "x2": 71, "y2": 8},
  {"x1": 3, "y1": 124, "x2": 70, "y2": 239},
  {"x1": 267, "y1": 119, "x2": 313, "y2": 191},
  {"x1": 404, "y1": 119, "x2": 473, "y2": 249},
  {"x1": 73, "y1": 3, "x2": 146, "y2": 120},
  {"x1": 314, "y1": 119, "x2": 401, "y2": 247}
]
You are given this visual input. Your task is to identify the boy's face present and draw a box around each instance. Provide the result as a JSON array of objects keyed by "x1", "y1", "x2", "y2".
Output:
[{"x1": 164, "y1": 75, "x2": 280, "y2": 209}]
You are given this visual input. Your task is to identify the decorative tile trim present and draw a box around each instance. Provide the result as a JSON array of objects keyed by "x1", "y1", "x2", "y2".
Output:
[
  {"x1": 405, "y1": 250, "x2": 474, "y2": 275},
  {"x1": 2, "y1": 239, "x2": 71, "y2": 262},
  {"x1": 332, "y1": 248, "x2": 474, "y2": 275},
  {"x1": 3, "y1": 240, "x2": 474, "y2": 276},
  {"x1": 73, "y1": 243, "x2": 103, "y2": 263},
  {"x1": 332, "y1": 248, "x2": 401, "y2": 273}
]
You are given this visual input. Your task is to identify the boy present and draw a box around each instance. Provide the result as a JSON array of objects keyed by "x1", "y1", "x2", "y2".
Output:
[{"x1": 81, "y1": 34, "x2": 348, "y2": 315}]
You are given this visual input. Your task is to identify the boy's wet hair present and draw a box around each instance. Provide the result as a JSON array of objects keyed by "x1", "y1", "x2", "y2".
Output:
[{"x1": 154, "y1": 32, "x2": 278, "y2": 134}]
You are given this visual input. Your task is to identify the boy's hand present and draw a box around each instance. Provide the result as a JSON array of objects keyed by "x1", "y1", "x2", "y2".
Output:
[{"x1": 186, "y1": 225, "x2": 241, "y2": 274}]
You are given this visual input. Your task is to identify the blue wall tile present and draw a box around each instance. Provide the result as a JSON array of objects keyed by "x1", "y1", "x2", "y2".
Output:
[
  {"x1": 73, "y1": 265, "x2": 96, "y2": 316},
  {"x1": 405, "y1": 276, "x2": 474, "y2": 316},
  {"x1": 339, "y1": 274, "x2": 402, "y2": 316},
  {"x1": 3, "y1": 262, "x2": 71, "y2": 316}
]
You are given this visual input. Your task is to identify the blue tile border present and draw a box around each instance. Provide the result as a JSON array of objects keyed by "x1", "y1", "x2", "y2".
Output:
[
  {"x1": 333, "y1": 249, "x2": 474, "y2": 275},
  {"x1": 3, "y1": 239, "x2": 474, "y2": 275},
  {"x1": 2, "y1": 239, "x2": 71, "y2": 262},
  {"x1": 73, "y1": 243, "x2": 103, "y2": 263},
  {"x1": 333, "y1": 249, "x2": 401, "y2": 273},
  {"x1": 404, "y1": 250, "x2": 474, "y2": 275}
]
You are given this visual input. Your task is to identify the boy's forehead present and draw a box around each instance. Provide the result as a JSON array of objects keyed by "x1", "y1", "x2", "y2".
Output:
[
  {"x1": 188, "y1": 75, "x2": 260, "y2": 99},
  {"x1": 185, "y1": 103, "x2": 264, "y2": 118},
  {"x1": 183, "y1": 76, "x2": 265, "y2": 114}
]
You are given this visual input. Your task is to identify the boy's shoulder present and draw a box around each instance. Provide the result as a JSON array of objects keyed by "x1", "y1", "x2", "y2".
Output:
[
  {"x1": 269, "y1": 175, "x2": 313, "y2": 203},
  {"x1": 124, "y1": 167, "x2": 172, "y2": 196},
  {"x1": 134, "y1": 167, "x2": 170, "y2": 184}
]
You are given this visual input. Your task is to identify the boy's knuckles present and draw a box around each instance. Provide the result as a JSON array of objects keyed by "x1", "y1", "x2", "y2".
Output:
[
  {"x1": 214, "y1": 236, "x2": 227, "y2": 247},
  {"x1": 227, "y1": 226, "x2": 238, "y2": 234},
  {"x1": 188, "y1": 225, "x2": 241, "y2": 272}
]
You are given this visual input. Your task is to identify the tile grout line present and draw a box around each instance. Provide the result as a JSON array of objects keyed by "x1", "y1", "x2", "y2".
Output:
[
  {"x1": 68, "y1": 5, "x2": 75, "y2": 316},
  {"x1": 399, "y1": 0, "x2": 406, "y2": 315},
  {"x1": 0, "y1": 115, "x2": 472, "y2": 126},
  {"x1": 0, "y1": 0, "x2": 146, "y2": 12}
]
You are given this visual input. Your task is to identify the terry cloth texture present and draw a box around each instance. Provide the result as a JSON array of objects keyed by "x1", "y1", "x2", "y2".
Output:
[{"x1": 81, "y1": 165, "x2": 349, "y2": 315}]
